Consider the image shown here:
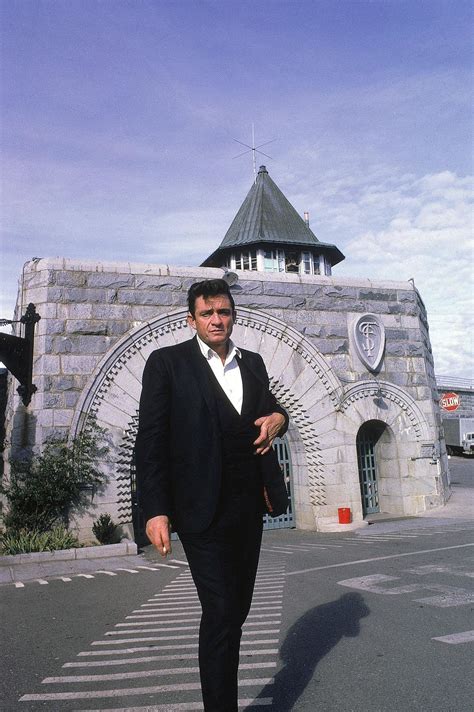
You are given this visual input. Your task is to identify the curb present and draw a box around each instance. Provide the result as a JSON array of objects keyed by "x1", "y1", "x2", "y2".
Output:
[{"x1": 0, "y1": 540, "x2": 138, "y2": 584}]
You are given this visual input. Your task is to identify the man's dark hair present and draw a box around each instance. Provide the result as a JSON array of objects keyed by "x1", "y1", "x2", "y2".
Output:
[{"x1": 187, "y1": 279, "x2": 236, "y2": 317}]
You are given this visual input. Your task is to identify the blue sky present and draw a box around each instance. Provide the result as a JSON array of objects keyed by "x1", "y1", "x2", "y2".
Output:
[{"x1": 1, "y1": 0, "x2": 472, "y2": 378}]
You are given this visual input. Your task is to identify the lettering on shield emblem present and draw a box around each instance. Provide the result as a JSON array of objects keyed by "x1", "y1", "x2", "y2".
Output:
[{"x1": 353, "y1": 314, "x2": 386, "y2": 372}]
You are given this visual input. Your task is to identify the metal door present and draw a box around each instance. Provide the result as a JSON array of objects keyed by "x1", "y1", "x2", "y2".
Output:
[
  {"x1": 263, "y1": 436, "x2": 294, "y2": 530},
  {"x1": 356, "y1": 427, "x2": 380, "y2": 514}
]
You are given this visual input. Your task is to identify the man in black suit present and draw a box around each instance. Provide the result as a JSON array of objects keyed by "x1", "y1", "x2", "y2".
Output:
[{"x1": 135, "y1": 278, "x2": 289, "y2": 712}]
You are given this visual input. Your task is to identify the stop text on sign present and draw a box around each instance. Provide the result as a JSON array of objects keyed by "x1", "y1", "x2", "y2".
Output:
[{"x1": 440, "y1": 392, "x2": 460, "y2": 412}]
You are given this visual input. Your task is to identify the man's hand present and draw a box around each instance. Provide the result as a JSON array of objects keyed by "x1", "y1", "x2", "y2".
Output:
[
  {"x1": 253, "y1": 412, "x2": 286, "y2": 455},
  {"x1": 145, "y1": 515, "x2": 172, "y2": 558}
]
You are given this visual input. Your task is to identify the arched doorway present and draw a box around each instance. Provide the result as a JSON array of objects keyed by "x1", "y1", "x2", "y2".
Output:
[
  {"x1": 71, "y1": 306, "x2": 343, "y2": 537},
  {"x1": 356, "y1": 420, "x2": 387, "y2": 515}
]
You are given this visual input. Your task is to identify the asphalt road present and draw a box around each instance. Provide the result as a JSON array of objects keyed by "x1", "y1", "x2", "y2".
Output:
[{"x1": 1, "y1": 457, "x2": 473, "y2": 712}]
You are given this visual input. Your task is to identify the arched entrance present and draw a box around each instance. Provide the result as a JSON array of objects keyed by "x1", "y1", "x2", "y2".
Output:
[
  {"x1": 356, "y1": 420, "x2": 387, "y2": 515},
  {"x1": 71, "y1": 306, "x2": 343, "y2": 537}
]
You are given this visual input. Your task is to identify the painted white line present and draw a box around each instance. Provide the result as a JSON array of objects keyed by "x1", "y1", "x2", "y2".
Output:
[
  {"x1": 44, "y1": 662, "x2": 277, "y2": 684},
  {"x1": 76, "y1": 574, "x2": 95, "y2": 579},
  {"x1": 105, "y1": 628, "x2": 199, "y2": 636},
  {"x1": 116, "y1": 617, "x2": 200, "y2": 626},
  {"x1": 104, "y1": 632, "x2": 198, "y2": 642},
  {"x1": 127, "y1": 606, "x2": 281, "y2": 620},
  {"x1": 76, "y1": 698, "x2": 273, "y2": 711},
  {"x1": 74, "y1": 648, "x2": 279, "y2": 661},
  {"x1": 414, "y1": 588, "x2": 474, "y2": 607},
  {"x1": 244, "y1": 621, "x2": 281, "y2": 627},
  {"x1": 14, "y1": 582, "x2": 25, "y2": 588},
  {"x1": 104, "y1": 627, "x2": 278, "y2": 638},
  {"x1": 261, "y1": 548, "x2": 293, "y2": 555},
  {"x1": 36, "y1": 579, "x2": 49, "y2": 585},
  {"x1": 338, "y1": 574, "x2": 474, "y2": 607},
  {"x1": 286, "y1": 542, "x2": 474, "y2": 576},
  {"x1": 95, "y1": 641, "x2": 200, "y2": 651},
  {"x1": 116, "y1": 568, "x2": 139, "y2": 574},
  {"x1": 137, "y1": 566, "x2": 160, "y2": 571},
  {"x1": 168, "y1": 559, "x2": 189, "y2": 566},
  {"x1": 354, "y1": 537, "x2": 413, "y2": 542},
  {"x1": 95, "y1": 571, "x2": 118, "y2": 576},
  {"x1": 104, "y1": 624, "x2": 197, "y2": 636},
  {"x1": 93, "y1": 636, "x2": 200, "y2": 646},
  {"x1": 152, "y1": 591, "x2": 198, "y2": 596},
  {"x1": 247, "y1": 613, "x2": 282, "y2": 619},
  {"x1": 137, "y1": 605, "x2": 201, "y2": 611},
  {"x1": 105, "y1": 627, "x2": 198, "y2": 636},
  {"x1": 151, "y1": 563, "x2": 181, "y2": 569},
  {"x1": 96, "y1": 636, "x2": 281, "y2": 647},
  {"x1": 20, "y1": 678, "x2": 274, "y2": 701},
  {"x1": 288, "y1": 543, "x2": 343, "y2": 548},
  {"x1": 59, "y1": 577, "x2": 72, "y2": 582},
  {"x1": 405, "y1": 564, "x2": 474, "y2": 578},
  {"x1": 126, "y1": 612, "x2": 201, "y2": 619},
  {"x1": 151, "y1": 595, "x2": 198, "y2": 601},
  {"x1": 265, "y1": 546, "x2": 317, "y2": 552},
  {"x1": 432, "y1": 630, "x2": 474, "y2": 645}
]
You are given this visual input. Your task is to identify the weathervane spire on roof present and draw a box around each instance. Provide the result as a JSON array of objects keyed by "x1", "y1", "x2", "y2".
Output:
[{"x1": 232, "y1": 123, "x2": 275, "y2": 183}]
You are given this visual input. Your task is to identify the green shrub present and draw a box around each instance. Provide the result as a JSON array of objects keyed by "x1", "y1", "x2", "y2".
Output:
[
  {"x1": 2, "y1": 420, "x2": 108, "y2": 533},
  {"x1": 92, "y1": 513, "x2": 119, "y2": 545},
  {"x1": 0, "y1": 525, "x2": 80, "y2": 555}
]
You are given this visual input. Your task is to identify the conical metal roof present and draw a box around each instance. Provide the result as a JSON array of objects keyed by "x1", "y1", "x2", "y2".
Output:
[{"x1": 201, "y1": 165, "x2": 344, "y2": 267}]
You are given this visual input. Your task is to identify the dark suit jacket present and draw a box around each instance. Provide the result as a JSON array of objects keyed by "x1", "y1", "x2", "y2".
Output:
[{"x1": 135, "y1": 336, "x2": 289, "y2": 533}]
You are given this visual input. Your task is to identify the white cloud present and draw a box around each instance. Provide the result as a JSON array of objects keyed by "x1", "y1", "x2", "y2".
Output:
[{"x1": 330, "y1": 170, "x2": 473, "y2": 380}]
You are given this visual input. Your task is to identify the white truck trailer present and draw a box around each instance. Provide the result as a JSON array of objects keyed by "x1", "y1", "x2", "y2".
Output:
[{"x1": 443, "y1": 417, "x2": 474, "y2": 456}]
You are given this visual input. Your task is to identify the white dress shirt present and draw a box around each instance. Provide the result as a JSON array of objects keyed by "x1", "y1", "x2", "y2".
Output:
[{"x1": 196, "y1": 335, "x2": 243, "y2": 414}]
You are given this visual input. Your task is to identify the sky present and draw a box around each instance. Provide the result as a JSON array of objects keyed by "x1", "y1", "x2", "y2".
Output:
[{"x1": 0, "y1": 0, "x2": 472, "y2": 380}]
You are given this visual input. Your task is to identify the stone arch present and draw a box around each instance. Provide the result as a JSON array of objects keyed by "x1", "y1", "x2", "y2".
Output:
[
  {"x1": 333, "y1": 381, "x2": 434, "y2": 519},
  {"x1": 71, "y1": 307, "x2": 343, "y2": 532}
]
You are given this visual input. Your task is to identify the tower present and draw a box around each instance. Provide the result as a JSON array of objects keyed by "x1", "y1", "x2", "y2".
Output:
[{"x1": 201, "y1": 165, "x2": 345, "y2": 275}]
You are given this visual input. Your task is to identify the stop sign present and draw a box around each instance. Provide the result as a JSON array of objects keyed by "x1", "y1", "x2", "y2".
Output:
[{"x1": 440, "y1": 392, "x2": 460, "y2": 412}]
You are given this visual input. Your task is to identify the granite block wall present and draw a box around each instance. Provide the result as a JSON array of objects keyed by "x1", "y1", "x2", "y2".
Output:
[{"x1": 3, "y1": 258, "x2": 449, "y2": 536}]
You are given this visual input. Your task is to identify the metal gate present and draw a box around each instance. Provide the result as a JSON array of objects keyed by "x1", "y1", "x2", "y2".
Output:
[
  {"x1": 356, "y1": 423, "x2": 383, "y2": 514},
  {"x1": 263, "y1": 436, "x2": 294, "y2": 530}
]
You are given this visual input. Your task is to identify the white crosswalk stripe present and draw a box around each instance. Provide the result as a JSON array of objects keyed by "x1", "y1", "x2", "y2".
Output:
[
  {"x1": 432, "y1": 630, "x2": 474, "y2": 644},
  {"x1": 19, "y1": 562, "x2": 285, "y2": 709}
]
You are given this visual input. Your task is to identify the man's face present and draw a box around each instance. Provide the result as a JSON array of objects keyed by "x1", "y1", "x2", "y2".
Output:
[{"x1": 187, "y1": 294, "x2": 235, "y2": 353}]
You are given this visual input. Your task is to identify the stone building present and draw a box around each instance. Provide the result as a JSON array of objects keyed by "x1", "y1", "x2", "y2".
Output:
[{"x1": 3, "y1": 167, "x2": 450, "y2": 539}]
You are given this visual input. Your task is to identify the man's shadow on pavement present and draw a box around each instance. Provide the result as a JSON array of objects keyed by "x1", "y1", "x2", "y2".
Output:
[{"x1": 254, "y1": 591, "x2": 370, "y2": 711}]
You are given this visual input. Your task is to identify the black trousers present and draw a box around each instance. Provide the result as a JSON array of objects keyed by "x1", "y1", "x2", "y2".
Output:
[{"x1": 178, "y1": 458, "x2": 264, "y2": 712}]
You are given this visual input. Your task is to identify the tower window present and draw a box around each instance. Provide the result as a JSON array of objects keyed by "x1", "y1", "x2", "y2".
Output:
[
  {"x1": 233, "y1": 250, "x2": 257, "y2": 271},
  {"x1": 285, "y1": 251, "x2": 299, "y2": 273},
  {"x1": 302, "y1": 252, "x2": 321, "y2": 276},
  {"x1": 263, "y1": 249, "x2": 285, "y2": 272}
]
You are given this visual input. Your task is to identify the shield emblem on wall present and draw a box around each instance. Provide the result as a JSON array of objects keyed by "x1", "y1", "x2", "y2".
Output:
[{"x1": 353, "y1": 314, "x2": 386, "y2": 372}]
